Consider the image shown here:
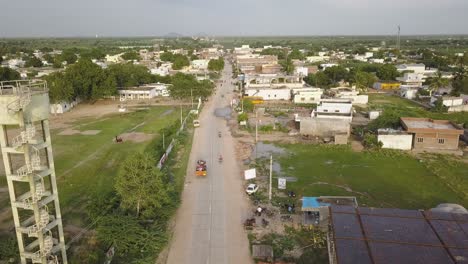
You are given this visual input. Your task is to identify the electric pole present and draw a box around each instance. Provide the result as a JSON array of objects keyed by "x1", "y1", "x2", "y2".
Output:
[{"x1": 269, "y1": 154, "x2": 273, "y2": 201}]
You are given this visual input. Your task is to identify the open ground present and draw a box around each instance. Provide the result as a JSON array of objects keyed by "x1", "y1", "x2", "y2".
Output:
[{"x1": 0, "y1": 100, "x2": 185, "y2": 253}]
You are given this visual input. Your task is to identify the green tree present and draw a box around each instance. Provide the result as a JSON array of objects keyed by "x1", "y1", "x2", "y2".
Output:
[
  {"x1": 354, "y1": 71, "x2": 377, "y2": 92},
  {"x1": 96, "y1": 215, "x2": 166, "y2": 257},
  {"x1": 64, "y1": 58, "x2": 109, "y2": 100},
  {"x1": 60, "y1": 49, "x2": 78, "y2": 64},
  {"x1": 121, "y1": 51, "x2": 140, "y2": 61},
  {"x1": 44, "y1": 72, "x2": 74, "y2": 103},
  {"x1": 208, "y1": 58, "x2": 224, "y2": 72},
  {"x1": 24, "y1": 56, "x2": 43, "y2": 68},
  {"x1": 432, "y1": 98, "x2": 448, "y2": 113},
  {"x1": 324, "y1": 65, "x2": 348, "y2": 84},
  {"x1": 304, "y1": 72, "x2": 331, "y2": 87},
  {"x1": 0, "y1": 67, "x2": 20, "y2": 81},
  {"x1": 376, "y1": 64, "x2": 399, "y2": 81},
  {"x1": 428, "y1": 71, "x2": 449, "y2": 96},
  {"x1": 172, "y1": 54, "x2": 190, "y2": 70},
  {"x1": 43, "y1": 54, "x2": 54, "y2": 64},
  {"x1": 280, "y1": 58, "x2": 294, "y2": 74},
  {"x1": 115, "y1": 153, "x2": 170, "y2": 218},
  {"x1": 160, "y1": 52, "x2": 174, "y2": 62},
  {"x1": 289, "y1": 49, "x2": 304, "y2": 60},
  {"x1": 169, "y1": 73, "x2": 214, "y2": 99},
  {"x1": 107, "y1": 63, "x2": 153, "y2": 87}
]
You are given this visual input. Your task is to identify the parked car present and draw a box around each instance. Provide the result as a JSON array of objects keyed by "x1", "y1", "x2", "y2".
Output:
[{"x1": 246, "y1": 184, "x2": 259, "y2": 195}]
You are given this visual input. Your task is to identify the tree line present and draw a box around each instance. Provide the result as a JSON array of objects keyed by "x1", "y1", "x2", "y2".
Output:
[{"x1": 44, "y1": 58, "x2": 215, "y2": 103}]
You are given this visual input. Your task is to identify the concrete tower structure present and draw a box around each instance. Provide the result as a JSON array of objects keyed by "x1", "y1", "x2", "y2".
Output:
[{"x1": 0, "y1": 80, "x2": 67, "y2": 264}]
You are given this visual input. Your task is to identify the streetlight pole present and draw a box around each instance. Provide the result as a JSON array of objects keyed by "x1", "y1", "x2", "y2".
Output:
[
  {"x1": 191, "y1": 87, "x2": 193, "y2": 109},
  {"x1": 269, "y1": 154, "x2": 273, "y2": 201}
]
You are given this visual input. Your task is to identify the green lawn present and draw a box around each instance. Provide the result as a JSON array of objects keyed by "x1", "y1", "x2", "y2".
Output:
[
  {"x1": 50, "y1": 107, "x2": 181, "y2": 224},
  {"x1": 367, "y1": 94, "x2": 468, "y2": 125},
  {"x1": 278, "y1": 144, "x2": 468, "y2": 209}
]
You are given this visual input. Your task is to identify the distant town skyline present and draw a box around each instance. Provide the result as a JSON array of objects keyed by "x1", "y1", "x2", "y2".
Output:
[{"x1": 1, "y1": 0, "x2": 468, "y2": 37}]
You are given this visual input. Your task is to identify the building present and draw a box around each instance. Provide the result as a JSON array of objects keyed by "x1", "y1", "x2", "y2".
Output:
[
  {"x1": 373, "y1": 81, "x2": 401, "y2": 90},
  {"x1": 400, "y1": 117, "x2": 464, "y2": 153},
  {"x1": 105, "y1": 53, "x2": 124, "y2": 63},
  {"x1": 294, "y1": 66, "x2": 309, "y2": 77},
  {"x1": 244, "y1": 74, "x2": 304, "y2": 88},
  {"x1": 397, "y1": 73, "x2": 425, "y2": 87},
  {"x1": 400, "y1": 86, "x2": 419, "y2": 100},
  {"x1": 244, "y1": 87, "x2": 291, "y2": 100},
  {"x1": 261, "y1": 64, "x2": 282, "y2": 74},
  {"x1": 396, "y1": 63, "x2": 438, "y2": 77},
  {"x1": 431, "y1": 96, "x2": 463, "y2": 107},
  {"x1": 313, "y1": 100, "x2": 353, "y2": 121},
  {"x1": 299, "y1": 100, "x2": 353, "y2": 137},
  {"x1": 119, "y1": 83, "x2": 170, "y2": 100},
  {"x1": 331, "y1": 88, "x2": 368, "y2": 105},
  {"x1": 377, "y1": 128, "x2": 413, "y2": 150},
  {"x1": 306, "y1": 56, "x2": 330, "y2": 63},
  {"x1": 327, "y1": 205, "x2": 468, "y2": 264},
  {"x1": 292, "y1": 87, "x2": 323, "y2": 104},
  {"x1": 191, "y1": 59, "x2": 209, "y2": 70},
  {"x1": 236, "y1": 54, "x2": 278, "y2": 68}
]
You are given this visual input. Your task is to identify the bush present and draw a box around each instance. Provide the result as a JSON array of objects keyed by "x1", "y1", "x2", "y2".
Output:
[
  {"x1": 238, "y1": 112, "x2": 248, "y2": 123},
  {"x1": 363, "y1": 133, "x2": 383, "y2": 149}
]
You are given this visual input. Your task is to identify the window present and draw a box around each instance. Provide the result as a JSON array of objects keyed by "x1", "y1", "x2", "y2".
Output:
[
  {"x1": 438, "y1": 138, "x2": 445, "y2": 144},
  {"x1": 323, "y1": 109, "x2": 328, "y2": 112},
  {"x1": 335, "y1": 110, "x2": 340, "y2": 113},
  {"x1": 301, "y1": 97, "x2": 305, "y2": 101},
  {"x1": 417, "y1": 137, "x2": 424, "y2": 143}
]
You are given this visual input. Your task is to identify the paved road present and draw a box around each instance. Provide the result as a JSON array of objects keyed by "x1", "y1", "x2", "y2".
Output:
[{"x1": 166, "y1": 60, "x2": 252, "y2": 264}]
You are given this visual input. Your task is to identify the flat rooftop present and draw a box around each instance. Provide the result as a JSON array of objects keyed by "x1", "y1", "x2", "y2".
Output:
[
  {"x1": 302, "y1": 196, "x2": 357, "y2": 211},
  {"x1": 329, "y1": 206, "x2": 468, "y2": 264},
  {"x1": 401, "y1": 117, "x2": 463, "y2": 133}
]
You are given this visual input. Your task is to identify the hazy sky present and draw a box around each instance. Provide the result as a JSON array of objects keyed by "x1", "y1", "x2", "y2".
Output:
[{"x1": 1, "y1": 0, "x2": 467, "y2": 37}]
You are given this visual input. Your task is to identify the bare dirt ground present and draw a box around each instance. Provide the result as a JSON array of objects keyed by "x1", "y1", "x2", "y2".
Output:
[
  {"x1": 118, "y1": 132, "x2": 155, "y2": 143},
  {"x1": 58, "y1": 129, "x2": 101, "y2": 136}
]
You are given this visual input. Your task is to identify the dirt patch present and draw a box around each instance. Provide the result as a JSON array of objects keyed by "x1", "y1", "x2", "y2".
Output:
[
  {"x1": 118, "y1": 132, "x2": 155, "y2": 143},
  {"x1": 350, "y1": 140, "x2": 364, "y2": 152},
  {"x1": 58, "y1": 128, "x2": 101, "y2": 136}
]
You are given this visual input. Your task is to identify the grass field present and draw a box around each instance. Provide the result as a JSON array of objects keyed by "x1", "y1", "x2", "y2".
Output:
[
  {"x1": 49, "y1": 107, "x2": 182, "y2": 226},
  {"x1": 277, "y1": 144, "x2": 468, "y2": 209},
  {"x1": 367, "y1": 94, "x2": 468, "y2": 125}
]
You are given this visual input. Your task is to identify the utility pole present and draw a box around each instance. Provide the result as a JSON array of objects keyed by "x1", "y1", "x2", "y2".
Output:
[
  {"x1": 191, "y1": 87, "x2": 193, "y2": 109},
  {"x1": 269, "y1": 154, "x2": 273, "y2": 201},
  {"x1": 397, "y1": 25, "x2": 401, "y2": 51}
]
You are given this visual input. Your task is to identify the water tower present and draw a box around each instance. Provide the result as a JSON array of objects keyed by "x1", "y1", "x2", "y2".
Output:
[{"x1": 0, "y1": 80, "x2": 67, "y2": 264}]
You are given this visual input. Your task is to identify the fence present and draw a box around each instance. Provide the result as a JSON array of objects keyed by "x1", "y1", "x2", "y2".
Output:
[{"x1": 157, "y1": 108, "x2": 193, "y2": 169}]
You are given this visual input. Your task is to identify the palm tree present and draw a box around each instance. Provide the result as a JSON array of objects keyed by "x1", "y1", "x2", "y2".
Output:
[{"x1": 428, "y1": 71, "x2": 449, "y2": 96}]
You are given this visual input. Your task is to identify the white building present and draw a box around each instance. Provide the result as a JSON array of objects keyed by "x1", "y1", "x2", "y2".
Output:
[
  {"x1": 294, "y1": 66, "x2": 309, "y2": 77},
  {"x1": 292, "y1": 88, "x2": 323, "y2": 104},
  {"x1": 320, "y1": 63, "x2": 338, "y2": 70},
  {"x1": 400, "y1": 87, "x2": 419, "y2": 100},
  {"x1": 191, "y1": 59, "x2": 209, "y2": 70},
  {"x1": 377, "y1": 129, "x2": 413, "y2": 150},
  {"x1": 306, "y1": 56, "x2": 330, "y2": 63},
  {"x1": 105, "y1": 53, "x2": 124, "y2": 63},
  {"x1": 312, "y1": 100, "x2": 353, "y2": 121},
  {"x1": 7, "y1": 59, "x2": 25, "y2": 69},
  {"x1": 431, "y1": 96, "x2": 463, "y2": 107},
  {"x1": 396, "y1": 63, "x2": 438, "y2": 77},
  {"x1": 150, "y1": 63, "x2": 172, "y2": 76},
  {"x1": 333, "y1": 89, "x2": 368, "y2": 105},
  {"x1": 364, "y1": 52, "x2": 374, "y2": 58},
  {"x1": 396, "y1": 73, "x2": 425, "y2": 87},
  {"x1": 245, "y1": 87, "x2": 291, "y2": 100},
  {"x1": 119, "y1": 83, "x2": 170, "y2": 100},
  {"x1": 369, "y1": 58, "x2": 384, "y2": 64}
]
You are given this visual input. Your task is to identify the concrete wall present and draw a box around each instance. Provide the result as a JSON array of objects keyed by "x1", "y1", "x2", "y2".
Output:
[
  {"x1": 413, "y1": 132, "x2": 460, "y2": 151},
  {"x1": 245, "y1": 88, "x2": 291, "y2": 100},
  {"x1": 448, "y1": 104, "x2": 468, "y2": 112},
  {"x1": 378, "y1": 134, "x2": 413, "y2": 150},
  {"x1": 300, "y1": 118, "x2": 350, "y2": 137}
]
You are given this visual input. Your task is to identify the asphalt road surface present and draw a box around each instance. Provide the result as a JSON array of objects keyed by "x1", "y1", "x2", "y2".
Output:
[{"x1": 166, "y1": 60, "x2": 252, "y2": 264}]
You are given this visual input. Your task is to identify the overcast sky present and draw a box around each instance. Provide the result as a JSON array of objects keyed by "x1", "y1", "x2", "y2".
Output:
[{"x1": 1, "y1": 0, "x2": 467, "y2": 37}]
